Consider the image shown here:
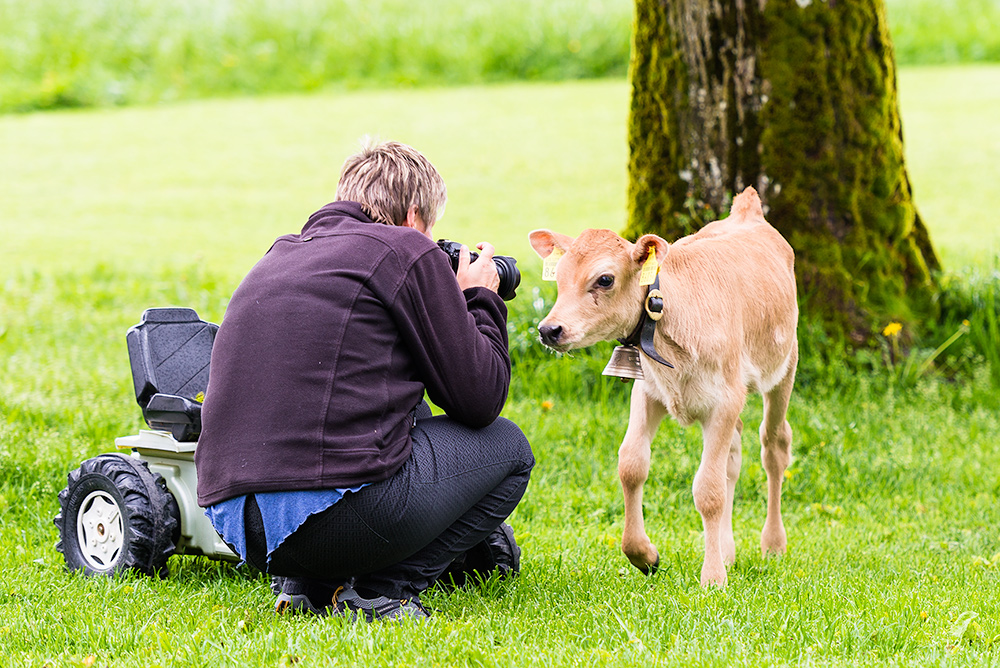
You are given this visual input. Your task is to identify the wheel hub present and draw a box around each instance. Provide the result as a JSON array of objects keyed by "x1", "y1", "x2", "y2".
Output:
[{"x1": 76, "y1": 491, "x2": 124, "y2": 571}]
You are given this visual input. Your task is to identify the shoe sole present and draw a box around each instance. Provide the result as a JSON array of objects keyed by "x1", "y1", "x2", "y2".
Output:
[{"x1": 274, "y1": 592, "x2": 330, "y2": 616}]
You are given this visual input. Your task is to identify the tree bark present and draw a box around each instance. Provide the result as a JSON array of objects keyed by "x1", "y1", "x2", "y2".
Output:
[{"x1": 626, "y1": 0, "x2": 940, "y2": 339}]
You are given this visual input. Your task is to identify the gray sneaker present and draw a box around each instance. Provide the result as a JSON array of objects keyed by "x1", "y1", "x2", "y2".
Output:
[
  {"x1": 333, "y1": 586, "x2": 431, "y2": 622},
  {"x1": 274, "y1": 581, "x2": 430, "y2": 622},
  {"x1": 273, "y1": 578, "x2": 342, "y2": 616}
]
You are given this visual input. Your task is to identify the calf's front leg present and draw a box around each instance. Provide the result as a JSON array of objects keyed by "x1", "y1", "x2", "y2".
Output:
[
  {"x1": 693, "y1": 402, "x2": 744, "y2": 587},
  {"x1": 618, "y1": 381, "x2": 667, "y2": 573}
]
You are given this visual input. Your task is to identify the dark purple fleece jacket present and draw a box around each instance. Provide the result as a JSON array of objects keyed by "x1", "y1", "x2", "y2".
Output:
[{"x1": 195, "y1": 201, "x2": 510, "y2": 506}]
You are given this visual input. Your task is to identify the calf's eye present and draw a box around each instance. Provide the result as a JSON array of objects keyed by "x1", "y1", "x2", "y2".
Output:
[{"x1": 596, "y1": 274, "x2": 614, "y2": 289}]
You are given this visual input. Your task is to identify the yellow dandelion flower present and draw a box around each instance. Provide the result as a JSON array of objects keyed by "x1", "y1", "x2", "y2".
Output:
[
  {"x1": 541, "y1": 400, "x2": 554, "y2": 412},
  {"x1": 883, "y1": 322, "x2": 902, "y2": 338}
]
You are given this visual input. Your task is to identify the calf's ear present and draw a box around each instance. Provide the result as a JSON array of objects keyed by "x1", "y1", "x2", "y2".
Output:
[
  {"x1": 529, "y1": 229, "x2": 575, "y2": 259},
  {"x1": 632, "y1": 234, "x2": 669, "y2": 266}
]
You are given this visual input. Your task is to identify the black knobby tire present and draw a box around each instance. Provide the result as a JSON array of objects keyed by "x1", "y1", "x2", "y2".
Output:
[{"x1": 54, "y1": 453, "x2": 180, "y2": 576}]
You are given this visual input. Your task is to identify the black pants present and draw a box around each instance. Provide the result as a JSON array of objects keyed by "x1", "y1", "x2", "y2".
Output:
[{"x1": 243, "y1": 411, "x2": 534, "y2": 599}]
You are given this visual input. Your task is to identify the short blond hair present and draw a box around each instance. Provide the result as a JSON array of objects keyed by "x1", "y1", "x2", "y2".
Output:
[{"x1": 335, "y1": 139, "x2": 447, "y2": 227}]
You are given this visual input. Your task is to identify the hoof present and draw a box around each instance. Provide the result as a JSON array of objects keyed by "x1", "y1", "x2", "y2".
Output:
[
  {"x1": 638, "y1": 557, "x2": 660, "y2": 576},
  {"x1": 700, "y1": 561, "x2": 728, "y2": 588},
  {"x1": 723, "y1": 544, "x2": 736, "y2": 566},
  {"x1": 700, "y1": 572, "x2": 727, "y2": 588},
  {"x1": 761, "y1": 523, "x2": 787, "y2": 555},
  {"x1": 760, "y1": 538, "x2": 787, "y2": 556},
  {"x1": 625, "y1": 545, "x2": 660, "y2": 575}
]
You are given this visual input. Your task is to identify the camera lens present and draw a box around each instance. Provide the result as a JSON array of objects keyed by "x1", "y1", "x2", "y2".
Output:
[
  {"x1": 493, "y1": 256, "x2": 520, "y2": 301},
  {"x1": 436, "y1": 239, "x2": 520, "y2": 301}
]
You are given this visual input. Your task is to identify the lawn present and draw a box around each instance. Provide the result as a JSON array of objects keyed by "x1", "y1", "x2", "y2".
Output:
[
  {"x1": 1, "y1": 67, "x2": 999, "y2": 666},
  {"x1": 3, "y1": 0, "x2": 1000, "y2": 112},
  {"x1": 2, "y1": 67, "x2": 999, "y2": 277}
]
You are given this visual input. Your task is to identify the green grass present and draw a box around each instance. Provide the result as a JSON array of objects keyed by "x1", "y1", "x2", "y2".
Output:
[
  {"x1": 2, "y1": 70, "x2": 1000, "y2": 665},
  {"x1": 0, "y1": 0, "x2": 632, "y2": 113},
  {"x1": 887, "y1": 0, "x2": 1000, "y2": 65},
  {"x1": 2, "y1": 68, "x2": 998, "y2": 274},
  {"x1": 2, "y1": 0, "x2": 1000, "y2": 113},
  {"x1": 2, "y1": 268, "x2": 1000, "y2": 667},
  {"x1": 895, "y1": 65, "x2": 1000, "y2": 268},
  {"x1": 0, "y1": 80, "x2": 631, "y2": 281}
]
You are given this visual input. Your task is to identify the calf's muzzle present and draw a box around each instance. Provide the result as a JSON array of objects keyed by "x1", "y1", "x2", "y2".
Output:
[{"x1": 538, "y1": 324, "x2": 563, "y2": 347}]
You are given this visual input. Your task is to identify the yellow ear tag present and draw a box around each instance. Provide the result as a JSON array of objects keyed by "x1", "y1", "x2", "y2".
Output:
[
  {"x1": 542, "y1": 248, "x2": 564, "y2": 281},
  {"x1": 639, "y1": 247, "x2": 658, "y2": 286}
]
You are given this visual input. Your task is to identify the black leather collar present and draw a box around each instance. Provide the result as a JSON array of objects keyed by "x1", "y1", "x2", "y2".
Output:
[{"x1": 617, "y1": 275, "x2": 674, "y2": 369}]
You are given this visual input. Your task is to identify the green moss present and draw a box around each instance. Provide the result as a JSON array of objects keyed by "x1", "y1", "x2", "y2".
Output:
[
  {"x1": 625, "y1": 0, "x2": 687, "y2": 241},
  {"x1": 626, "y1": 0, "x2": 940, "y2": 340}
]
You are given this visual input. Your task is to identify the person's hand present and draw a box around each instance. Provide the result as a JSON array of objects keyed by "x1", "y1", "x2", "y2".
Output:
[{"x1": 456, "y1": 242, "x2": 500, "y2": 294}]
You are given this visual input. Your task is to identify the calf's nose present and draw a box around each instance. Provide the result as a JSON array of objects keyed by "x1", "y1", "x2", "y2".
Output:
[{"x1": 538, "y1": 324, "x2": 563, "y2": 346}]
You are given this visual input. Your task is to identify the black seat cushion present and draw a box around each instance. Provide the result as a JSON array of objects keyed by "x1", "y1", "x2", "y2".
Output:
[
  {"x1": 125, "y1": 308, "x2": 218, "y2": 441},
  {"x1": 145, "y1": 393, "x2": 204, "y2": 442}
]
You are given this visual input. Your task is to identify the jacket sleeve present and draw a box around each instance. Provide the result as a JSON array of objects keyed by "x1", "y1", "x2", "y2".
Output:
[{"x1": 388, "y1": 249, "x2": 510, "y2": 428}]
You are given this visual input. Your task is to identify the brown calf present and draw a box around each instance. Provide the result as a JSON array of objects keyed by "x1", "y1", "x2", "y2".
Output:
[{"x1": 529, "y1": 187, "x2": 798, "y2": 587}]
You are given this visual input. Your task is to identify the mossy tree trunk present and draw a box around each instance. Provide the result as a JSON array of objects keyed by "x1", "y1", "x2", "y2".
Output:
[{"x1": 626, "y1": 0, "x2": 940, "y2": 339}]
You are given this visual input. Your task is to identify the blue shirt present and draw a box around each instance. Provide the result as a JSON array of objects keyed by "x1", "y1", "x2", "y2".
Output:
[{"x1": 205, "y1": 486, "x2": 366, "y2": 564}]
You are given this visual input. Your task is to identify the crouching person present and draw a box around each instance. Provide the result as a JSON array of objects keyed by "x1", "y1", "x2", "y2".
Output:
[{"x1": 194, "y1": 139, "x2": 534, "y2": 621}]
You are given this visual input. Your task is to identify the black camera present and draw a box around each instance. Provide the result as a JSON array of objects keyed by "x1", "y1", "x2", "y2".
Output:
[{"x1": 436, "y1": 239, "x2": 520, "y2": 301}]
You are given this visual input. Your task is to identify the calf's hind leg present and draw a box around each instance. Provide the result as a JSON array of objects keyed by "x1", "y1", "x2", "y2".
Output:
[
  {"x1": 759, "y1": 348, "x2": 797, "y2": 555},
  {"x1": 618, "y1": 381, "x2": 667, "y2": 573},
  {"x1": 721, "y1": 418, "x2": 744, "y2": 566}
]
